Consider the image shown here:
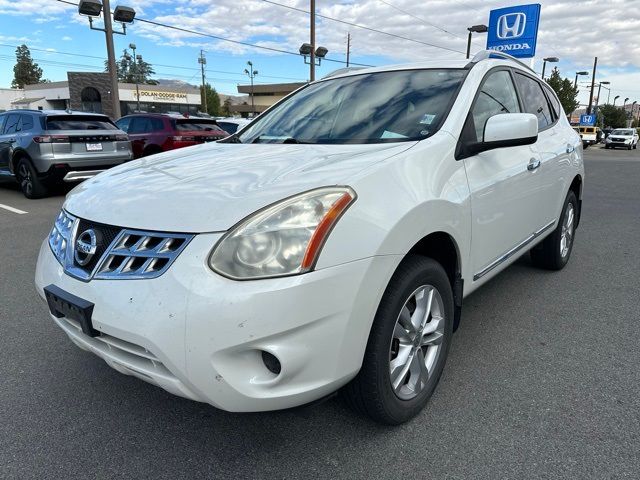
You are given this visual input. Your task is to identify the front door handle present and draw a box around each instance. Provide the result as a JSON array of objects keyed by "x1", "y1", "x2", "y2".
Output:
[
  {"x1": 566, "y1": 144, "x2": 575, "y2": 154},
  {"x1": 527, "y1": 159, "x2": 541, "y2": 171}
]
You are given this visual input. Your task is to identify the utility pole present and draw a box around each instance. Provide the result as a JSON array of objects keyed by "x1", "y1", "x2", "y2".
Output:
[
  {"x1": 199, "y1": 50, "x2": 207, "y2": 114},
  {"x1": 346, "y1": 33, "x2": 351, "y2": 67},
  {"x1": 310, "y1": 0, "x2": 316, "y2": 81},
  {"x1": 103, "y1": 0, "x2": 121, "y2": 119},
  {"x1": 587, "y1": 57, "x2": 597, "y2": 115}
]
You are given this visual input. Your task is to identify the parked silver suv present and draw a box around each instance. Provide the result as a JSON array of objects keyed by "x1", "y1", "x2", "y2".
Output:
[{"x1": 0, "y1": 110, "x2": 132, "y2": 198}]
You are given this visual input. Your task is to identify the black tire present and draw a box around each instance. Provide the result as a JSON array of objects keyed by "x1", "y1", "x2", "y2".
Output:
[
  {"x1": 531, "y1": 191, "x2": 578, "y2": 270},
  {"x1": 15, "y1": 157, "x2": 48, "y2": 199},
  {"x1": 628, "y1": 145, "x2": 632, "y2": 151},
  {"x1": 604, "y1": 145, "x2": 609, "y2": 149},
  {"x1": 341, "y1": 255, "x2": 454, "y2": 425}
]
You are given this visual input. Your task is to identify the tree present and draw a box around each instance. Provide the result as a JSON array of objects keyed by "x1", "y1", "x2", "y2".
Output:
[
  {"x1": 597, "y1": 104, "x2": 627, "y2": 128},
  {"x1": 11, "y1": 45, "x2": 45, "y2": 88},
  {"x1": 221, "y1": 98, "x2": 232, "y2": 117},
  {"x1": 105, "y1": 49, "x2": 157, "y2": 85},
  {"x1": 200, "y1": 83, "x2": 221, "y2": 116},
  {"x1": 545, "y1": 67, "x2": 579, "y2": 115}
]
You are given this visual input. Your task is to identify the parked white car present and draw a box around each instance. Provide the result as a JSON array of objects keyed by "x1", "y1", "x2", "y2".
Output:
[
  {"x1": 36, "y1": 51, "x2": 584, "y2": 425},
  {"x1": 604, "y1": 128, "x2": 638, "y2": 150}
]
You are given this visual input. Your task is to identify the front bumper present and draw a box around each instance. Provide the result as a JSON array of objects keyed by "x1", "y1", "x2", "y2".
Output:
[{"x1": 35, "y1": 235, "x2": 399, "y2": 411}]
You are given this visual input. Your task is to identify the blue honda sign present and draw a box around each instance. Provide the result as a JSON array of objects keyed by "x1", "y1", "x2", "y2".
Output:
[
  {"x1": 580, "y1": 114, "x2": 596, "y2": 126},
  {"x1": 486, "y1": 4, "x2": 541, "y2": 58}
]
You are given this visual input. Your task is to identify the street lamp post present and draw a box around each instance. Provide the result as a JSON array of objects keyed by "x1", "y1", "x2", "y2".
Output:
[
  {"x1": 244, "y1": 61, "x2": 258, "y2": 117},
  {"x1": 128, "y1": 43, "x2": 141, "y2": 112},
  {"x1": 574, "y1": 71, "x2": 588, "y2": 89},
  {"x1": 623, "y1": 97, "x2": 629, "y2": 108},
  {"x1": 613, "y1": 95, "x2": 620, "y2": 106},
  {"x1": 466, "y1": 25, "x2": 488, "y2": 59},
  {"x1": 78, "y1": 0, "x2": 136, "y2": 119},
  {"x1": 541, "y1": 57, "x2": 559, "y2": 80},
  {"x1": 595, "y1": 81, "x2": 610, "y2": 110}
]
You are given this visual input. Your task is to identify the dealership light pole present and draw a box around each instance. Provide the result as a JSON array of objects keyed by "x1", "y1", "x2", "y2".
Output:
[
  {"x1": 466, "y1": 25, "x2": 487, "y2": 59},
  {"x1": 594, "y1": 81, "x2": 609, "y2": 110},
  {"x1": 587, "y1": 57, "x2": 598, "y2": 115},
  {"x1": 128, "y1": 43, "x2": 141, "y2": 112},
  {"x1": 78, "y1": 0, "x2": 136, "y2": 119},
  {"x1": 541, "y1": 57, "x2": 559, "y2": 80},
  {"x1": 310, "y1": 0, "x2": 316, "y2": 81},
  {"x1": 574, "y1": 71, "x2": 588, "y2": 89},
  {"x1": 613, "y1": 95, "x2": 620, "y2": 106},
  {"x1": 244, "y1": 61, "x2": 258, "y2": 117}
]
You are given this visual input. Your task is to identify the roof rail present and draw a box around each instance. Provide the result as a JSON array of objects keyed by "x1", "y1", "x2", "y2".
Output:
[
  {"x1": 467, "y1": 50, "x2": 535, "y2": 74},
  {"x1": 322, "y1": 66, "x2": 366, "y2": 79}
]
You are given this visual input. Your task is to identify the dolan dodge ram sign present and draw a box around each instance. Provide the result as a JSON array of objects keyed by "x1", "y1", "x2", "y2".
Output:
[{"x1": 486, "y1": 4, "x2": 541, "y2": 58}]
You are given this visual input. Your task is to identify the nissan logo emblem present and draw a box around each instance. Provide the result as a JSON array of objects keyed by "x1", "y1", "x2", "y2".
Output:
[{"x1": 74, "y1": 229, "x2": 100, "y2": 266}]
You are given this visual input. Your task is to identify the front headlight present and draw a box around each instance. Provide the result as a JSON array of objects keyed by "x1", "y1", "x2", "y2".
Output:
[
  {"x1": 209, "y1": 186, "x2": 356, "y2": 279},
  {"x1": 49, "y1": 210, "x2": 75, "y2": 265}
]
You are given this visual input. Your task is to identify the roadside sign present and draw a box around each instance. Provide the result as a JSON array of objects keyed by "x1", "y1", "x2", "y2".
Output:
[
  {"x1": 486, "y1": 4, "x2": 541, "y2": 58},
  {"x1": 580, "y1": 114, "x2": 596, "y2": 126}
]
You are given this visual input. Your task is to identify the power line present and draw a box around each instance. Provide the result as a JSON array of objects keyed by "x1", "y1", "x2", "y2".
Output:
[
  {"x1": 55, "y1": 0, "x2": 374, "y2": 67},
  {"x1": 261, "y1": 0, "x2": 465, "y2": 55},
  {"x1": 377, "y1": 0, "x2": 483, "y2": 47},
  {"x1": 0, "y1": 43, "x2": 307, "y2": 82}
]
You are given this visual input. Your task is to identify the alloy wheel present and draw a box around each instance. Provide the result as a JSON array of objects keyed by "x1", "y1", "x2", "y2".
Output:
[
  {"x1": 18, "y1": 163, "x2": 33, "y2": 197},
  {"x1": 389, "y1": 285, "x2": 445, "y2": 401},
  {"x1": 560, "y1": 203, "x2": 575, "y2": 258}
]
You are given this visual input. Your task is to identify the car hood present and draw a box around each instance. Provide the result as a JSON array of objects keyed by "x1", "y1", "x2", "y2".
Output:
[{"x1": 64, "y1": 141, "x2": 414, "y2": 232}]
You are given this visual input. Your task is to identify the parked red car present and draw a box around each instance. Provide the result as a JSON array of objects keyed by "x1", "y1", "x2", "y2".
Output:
[{"x1": 115, "y1": 113, "x2": 228, "y2": 158}]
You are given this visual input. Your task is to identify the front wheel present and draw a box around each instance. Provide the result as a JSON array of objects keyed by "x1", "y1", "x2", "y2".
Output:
[
  {"x1": 531, "y1": 191, "x2": 578, "y2": 270},
  {"x1": 341, "y1": 255, "x2": 453, "y2": 425}
]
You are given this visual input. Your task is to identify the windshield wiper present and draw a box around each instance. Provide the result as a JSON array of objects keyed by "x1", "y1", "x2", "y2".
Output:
[{"x1": 251, "y1": 135, "x2": 309, "y2": 144}]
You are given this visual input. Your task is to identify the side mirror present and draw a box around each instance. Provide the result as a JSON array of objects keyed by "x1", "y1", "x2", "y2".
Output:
[{"x1": 464, "y1": 113, "x2": 538, "y2": 157}]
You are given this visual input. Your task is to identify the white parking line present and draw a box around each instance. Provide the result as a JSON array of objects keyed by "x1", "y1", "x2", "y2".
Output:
[{"x1": 0, "y1": 203, "x2": 28, "y2": 215}]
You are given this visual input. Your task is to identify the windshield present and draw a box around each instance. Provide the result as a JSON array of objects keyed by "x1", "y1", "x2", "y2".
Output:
[
  {"x1": 238, "y1": 69, "x2": 466, "y2": 144},
  {"x1": 611, "y1": 129, "x2": 634, "y2": 136}
]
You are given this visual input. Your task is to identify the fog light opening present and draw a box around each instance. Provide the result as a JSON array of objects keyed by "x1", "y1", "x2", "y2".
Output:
[{"x1": 261, "y1": 351, "x2": 281, "y2": 375}]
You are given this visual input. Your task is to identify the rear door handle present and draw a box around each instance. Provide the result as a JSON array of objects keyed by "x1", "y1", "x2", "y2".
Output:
[{"x1": 527, "y1": 159, "x2": 541, "y2": 171}]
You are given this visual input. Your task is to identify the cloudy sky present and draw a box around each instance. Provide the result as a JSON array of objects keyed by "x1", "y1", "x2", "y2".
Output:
[{"x1": 0, "y1": 0, "x2": 639, "y2": 106}]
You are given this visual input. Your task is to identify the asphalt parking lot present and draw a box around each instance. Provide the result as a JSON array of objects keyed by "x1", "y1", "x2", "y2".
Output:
[{"x1": 1, "y1": 145, "x2": 639, "y2": 479}]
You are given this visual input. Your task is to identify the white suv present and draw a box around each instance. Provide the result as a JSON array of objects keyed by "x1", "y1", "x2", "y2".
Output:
[
  {"x1": 605, "y1": 128, "x2": 638, "y2": 150},
  {"x1": 35, "y1": 52, "x2": 584, "y2": 425}
]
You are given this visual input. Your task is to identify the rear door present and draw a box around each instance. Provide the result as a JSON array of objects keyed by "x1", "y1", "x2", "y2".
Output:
[
  {"x1": 127, "y1": 117, "x2": 152, "y2": 158},
  {"x1": 462, "y1": 69, "x2": 543, "y2": 282},
  {"x1": 174, "y1": 119, "x2": 227, "y2": 142},
  {"x1": 0, "y1": 114, "x2": 9, "y2": 170},
  {"x1": 513, "y1": 72, "x2": 568, "y2": 227},
  {"x1": 0, "y1": 114, "x2": 21, "y2": 171}
]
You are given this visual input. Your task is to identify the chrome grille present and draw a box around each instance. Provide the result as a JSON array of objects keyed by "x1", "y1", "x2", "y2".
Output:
[
  {"x1": 48, "y1": 210, "x2": 194, "y2": 281},
  {"x1": 94, "y1": 230, "x2": 191, "y2": 279}
]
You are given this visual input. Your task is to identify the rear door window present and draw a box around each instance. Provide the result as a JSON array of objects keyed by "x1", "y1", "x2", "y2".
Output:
[
  {"x1": 0, "y1": 115, "x2": 6, "y2": 134},
  {"x1": 543, "y1": 85, "x2": 561, "y2": 120},
  {"x1": 20, "y1": 114, "x2": 34, "y2": 131},
  {"x1": 4, "y1": 114, "x2": 21, "y2": 134},
  {"x1": 514, "y1": 73, "x2": 553, "y2": 130},
  {"x1": 46, "y1": 115, "x2": 117, "y2": 130},
  {"x1": 129, "y1": 117, "x2": 151, "y2": 134}
]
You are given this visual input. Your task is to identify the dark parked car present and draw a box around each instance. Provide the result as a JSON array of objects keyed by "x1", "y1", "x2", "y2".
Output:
[
  {"x1": 0, "y1": 110, "x2": 132, "y2": 198},
  {"x1": 115, "y1": 113, "x2": 228, "y2": 159}
]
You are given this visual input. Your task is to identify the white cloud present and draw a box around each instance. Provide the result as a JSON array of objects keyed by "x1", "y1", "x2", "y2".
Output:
[{"x1": 62, "y1": 36, "x2": 73, "y2": 41}]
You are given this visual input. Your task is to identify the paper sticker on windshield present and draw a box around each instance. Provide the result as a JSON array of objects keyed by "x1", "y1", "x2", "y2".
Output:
[{"x1": 419, "y1": 114, "x2": 436, "y2": 125}]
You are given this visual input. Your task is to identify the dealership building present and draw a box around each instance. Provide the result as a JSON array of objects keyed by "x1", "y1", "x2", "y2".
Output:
[{"x1": 7, "y1": 72, "x2": 202, "y2": 119}]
